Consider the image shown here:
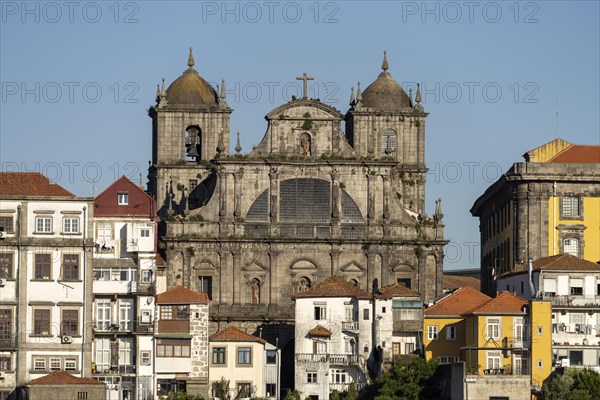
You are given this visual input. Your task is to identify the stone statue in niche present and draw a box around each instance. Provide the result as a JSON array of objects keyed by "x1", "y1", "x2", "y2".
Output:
[
  {"x1": 297, "y1": 276, "x2": 311, "y2": 292},
  {"x1": 300, "y1": 133, "x2": 311, "y2": 156},
  {"x1": 250, "y1": 279, "x2": 260, "y2": 303}
]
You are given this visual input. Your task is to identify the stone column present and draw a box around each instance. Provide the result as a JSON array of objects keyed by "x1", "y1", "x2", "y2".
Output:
[
  {"x1": 233, "y1": 169, "x2": 244, "y2": 236},
  {"x1": 218, "y1": 172, "x2": 228, "y2": 235},
  {"x1": 231, "y1": 247, "x2": 241, "y2": 305},
  {"x1": 269, "y1": 168, "x2": 279, "y2": 236}
]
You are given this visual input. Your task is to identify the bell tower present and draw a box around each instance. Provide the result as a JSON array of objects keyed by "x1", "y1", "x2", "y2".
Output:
[{"x1": 148, "y1": 48, "x2": 232, "y2": 216}]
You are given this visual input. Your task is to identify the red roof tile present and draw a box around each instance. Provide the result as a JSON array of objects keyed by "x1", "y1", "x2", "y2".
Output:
[
  {"x1": 467, "y1": 291, "x2": 527, "y2": 315},
  {"x1": 443, "y1": 275, "x2": 481, "y2": 291},
  {"x1": 94, "y1": 175, "x2": 156, "y2": 217},
  {"x1": 156, "y1": 285, "x2": 209, "y2": 304},
  {"x1": 424, "y1": 287, "x2": 491, "y2": 317},
  {"x1": 27, "y1": 371, "x2": 105, "y2": 386},
  {"x1": 0, "y1": 172, "x2": 74, "y2": 197},
  {"x1": 293, "y1": 276, "x2": 372, "y2": 300},
  {"x1": 376, "y1": 283, "x2": 420, "y2": 299},
  {"x1": 210, "y1": 326, "x2": 267, "y2": 344},
  {"x1": 548, "y1": 145, "x2": 600, "y2": 163},
  {"x1": 501, "y1": 254, "x2": 600, "y2": 277},
  {"x1": 307, "y1": 325, "x2": 332, "y2": 338}
]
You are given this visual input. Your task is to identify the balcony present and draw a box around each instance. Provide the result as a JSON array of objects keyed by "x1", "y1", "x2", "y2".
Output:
[
  {"x1": 341, "y1": 322, "x2": 359, "y2": 332},
  {"x1": 483, "y1": 367, "x2": 528, "y2": 376},
  {"x1": 93, "y1": 320, "x2": 152, "y2": 334},
  {"x1": 128, "y1": 281, "x2": 155, "y2": 295},
  {"x1": 329, "y1": 383, "x2": 364, "y2": 392},
  {"x1": 296, "y1": 353, "x2": 360, "y2": 365},
  {"x1": 541, "y1": 293, "x2": 600, "y2": 308},
  {"x1": 0, "y1": 337, "x2": 17, "y2": 350}
]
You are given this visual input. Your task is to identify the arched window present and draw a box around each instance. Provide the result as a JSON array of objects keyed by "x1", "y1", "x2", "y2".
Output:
[
  {"x1": 341, "y1": 191, "x2": 364, "y2": 223},
  {"x1": 381, "y1": 129, "x2": 397, "y2": 157},
  {"x1": 563, "y1": 238, "x2": 579, "y2": 257},
  {"x1": 246, "y1": 190, "x2": 269, "y2": 222},
  {"x1": 280, "y1": 179, "x2": 330, "y2": 223},
  {"x1": 185, "y1": 126, "x2": 202, "y2": 162}
]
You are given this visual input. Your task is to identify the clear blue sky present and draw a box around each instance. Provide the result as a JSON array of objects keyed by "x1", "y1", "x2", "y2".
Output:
[{"x1": 1, "y1": 1, "x2": 599, "y2": 270}]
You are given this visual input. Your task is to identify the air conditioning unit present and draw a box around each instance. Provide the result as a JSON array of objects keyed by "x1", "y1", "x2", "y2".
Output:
[{"x1": 62, "y1": 335, "x2": 73, "y2": 344}]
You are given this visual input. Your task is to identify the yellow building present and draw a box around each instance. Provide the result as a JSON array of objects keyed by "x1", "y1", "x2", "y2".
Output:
[
  {"x1": 424, "y1": 289, "x2": 553, "y2": 399},
  {"x1": 423, "y1": 287, "x2": 492, "y2": 363},
  {"x1": 471, "y1": 138, "x2": 600, "y2": 295}
]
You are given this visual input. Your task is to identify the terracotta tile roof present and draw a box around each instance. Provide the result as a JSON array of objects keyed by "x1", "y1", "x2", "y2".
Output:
[
  {"x1": 27, "y1": 371, "x2": 105, "y2": 386},
  {"x1": 293, "y1": 276, "x2": 372, "y2": 300},
  {"x1": 376, "y1": 283, "x2": 420, "y2": 299},
  {"x1": 424, "y1": 287, "x2": 491, "y2": 317},
  {"x1": 467, "y1": 291, "x2": 527, "y2": 315},
  {"x1": 307, "y1": 325, "x2": 332, "y2": 338},
  {"x1": 210, "y1": 326, "x2": 267, "y2": 344},
  {"x1": 156, "y1": 285, "x2": 209, "y2": 304},
  {"x1": 532, "y1": 253, "x2": 600, "y2": 271},
  {"x1": 0, "y1": 172, "x2": 74, "y2": 197},
  {"x1": 548, "y1": 144, "x2": 600, "y2": 163},
  {"x1": 443, "y1": 275, "x2": 481, "y2": 291}
]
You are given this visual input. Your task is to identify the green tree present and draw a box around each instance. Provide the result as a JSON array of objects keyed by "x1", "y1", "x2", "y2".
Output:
[
  {"x1": 345, "y1": 381, "x2": 359, "y2": 400},
  {"x1": 543, "y1": 368, "x2": 600, "y2": 400},
  {"x1": 330, "y1": 389, "x2": 341, "y2": 400},
  {"x1": 283, "y1": 389, "x2": 302, "y2": 400},
  {"x1": 363, "y1": 356, "x2": 439, "y2": 400}
]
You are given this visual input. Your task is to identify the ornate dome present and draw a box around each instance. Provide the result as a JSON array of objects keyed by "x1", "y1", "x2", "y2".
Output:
[
  {"x1": 165, "y1": 48, "x2": 218, "y2": 106},
  {"x1": 361, "y1": 51, "x2": 412, "y2": 112}
]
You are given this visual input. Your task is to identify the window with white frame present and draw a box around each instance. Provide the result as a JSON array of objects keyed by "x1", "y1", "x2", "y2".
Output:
[
  {"x1": 446, "y1": 325, "x2": 456, "y2": 340},
  {"x1": 562, "y1": 196, "x2": 580, "y2": 218},
  {"x1": 314, "y1": 306, "x2": 326, "y2": 320},
  {"x1": 570, "y1": 278, "x2": 583, "y2": 295},
  {"x1": 514, "y1": 318, "x2": 525, "y2": 343},
  {"x1": 63, "y1": 217, "x2": 79, "y2": 233},
  {"x1": 95, "y1": 338, "x2": 111, "y2": 373},
  {"x1": 141, "y1": 270, "x2": 153, "y2": 283},
  {"x1": 36, "y1": 217, "x2": 52, "y2": 233},
  {"x1": 118, "y1": 337, "x2": 134, "y2": 368},
  {"x1": 97, "y1": 222, "x2": 113, "y2": 241},
  {"x1": 428, "y1": 325, "x2": 438, "y2": 340},
  {"x1": 307, "y1": 372, "x2": 317, "y2": 383},
  {"x1": 0, "y1": 216, "x2": 14, "y2": 233},
  {"x1": 64, "y1": 357, "x2": 77, "y2": 371},
  {"x1": 118, "y1": 192, "x2": 129, "y2": 205},
  {"x1": 486, "y1": 351, "x2": 501, "y2": 370},
  {"x1": 140, "y1": 351, "x2": 151, "y2": 366},
  {"x1": 96, "y1": 298, "x2": 111, "y2": 331},
  {"x1": 331, "y1": 369, "x2": 348, "y2": 384},
  {"x1": 140, "y1": 227, "x2": 151, "y2": 238},
  {"x1": 49, "y1": 357, "x2": 61, "y2": 371},
  {"x1": 486, "y1": 318, "x2": 501, "y2": 340},
  {"x1": 33, "y1": 357, "x2": 46, "y2": 371},
  {"x1": 119, "y1": 299, "x2": 133, "y2": 331},
  {"x1": 564, "y1": 238, "x2": 580, "y2": 257}
]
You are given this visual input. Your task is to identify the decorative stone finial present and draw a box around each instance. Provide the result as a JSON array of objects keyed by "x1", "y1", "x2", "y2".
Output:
[
  {"x1": 161, "y1": 78, "x2": 166, "y2": 97},
  {"x1": 356, "y1": 82, "x2": 362, "y2": 104},
  {"x1": 156, "y1": 84, "x2": 160, "y2": 100},
  {"x1": 434, "y1": 198, "x2": 444, "y2": 222},
  {"x1": 382, "y1": 50, "x2": 389, "y2": 71},
  {"x1": 349, "y1": 87, "x2": 355, "y2": 107},
  {"x1": 187, "y1": 47, "x2": 195, "y2": 68},
  {"x1": 235, "y1": 132, "x2": 242, "y2": 154},
  {"x1": 415, "y1": 82, "x2": 423, "y2": 111},
  {"x1": 221, "y1": 79, "x2": 226, "y2": 99}
]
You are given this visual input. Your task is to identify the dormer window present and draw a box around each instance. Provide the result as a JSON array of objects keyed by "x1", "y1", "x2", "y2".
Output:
[{"x1": 118, "y1": 192, "x2": 129, "y2": 205}]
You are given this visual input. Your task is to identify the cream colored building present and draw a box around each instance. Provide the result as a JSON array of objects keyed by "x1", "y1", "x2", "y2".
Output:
[{"x1": 208, "y1": 326, "x2": 280, "y2": 399}]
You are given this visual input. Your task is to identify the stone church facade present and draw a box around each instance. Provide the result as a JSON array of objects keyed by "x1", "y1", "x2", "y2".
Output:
[{"x1": 147, "y1": 49, "x2": 446, "y2": 389}]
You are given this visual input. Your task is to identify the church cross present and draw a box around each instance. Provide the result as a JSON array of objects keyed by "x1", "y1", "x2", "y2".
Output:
[{"x1": 296, "y1": 72, "x2": 314, "y2": 99}]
